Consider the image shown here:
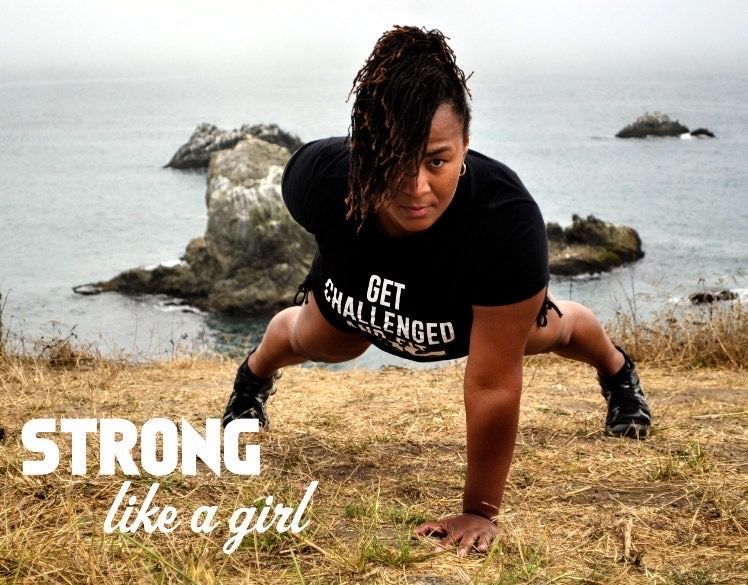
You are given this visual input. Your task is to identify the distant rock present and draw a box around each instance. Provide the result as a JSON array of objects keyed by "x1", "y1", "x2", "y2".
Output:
[
  {"x1": 547, "y1": 215, "x2": 644, "y2": 275},
  {"x1": 71, "y1": 283, "x2": 101, "y2": 295},
  {"x1": 689, "y1": 290, "x2": 738, "y2": 305},
  {"x1": 164, "y1": 123, "x2": 245, "y2": 170},
  {"x1": 690, "y1": 127, "x2": 715, "y2": 138},
  {"x1": 165, "y1": 123, "x2": 303, "y2": 170},
  {"x1": 245, "y1": 123, "x2": 304, "y2": 153},
  {"x1": 616, "y1": 112, "x2": 689, "y2": 138}
]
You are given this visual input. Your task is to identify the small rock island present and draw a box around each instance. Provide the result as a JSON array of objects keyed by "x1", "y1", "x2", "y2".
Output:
[{"x1": 616, "y1": 111, "x2": 715, "y2": 139}]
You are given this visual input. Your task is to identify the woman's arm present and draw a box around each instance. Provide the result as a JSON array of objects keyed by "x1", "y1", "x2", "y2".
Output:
[{"x1": 415, "y1": 287, "x2": 546, "y2": 554}]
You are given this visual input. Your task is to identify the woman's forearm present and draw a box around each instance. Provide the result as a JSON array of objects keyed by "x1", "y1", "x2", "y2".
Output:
[{"x1": 462, "y1": 383, "x2": 522, "y2": 520}]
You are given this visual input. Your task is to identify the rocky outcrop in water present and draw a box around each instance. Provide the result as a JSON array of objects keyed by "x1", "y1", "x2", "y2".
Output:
[
  {"x1": 616, "y1": 112, "x2": 689, "y2": 138},
  {"x1": 165, "y1": 123, "x2": 303, "y2": 170},
  {"x1": 689, "y1": 290, "x2": 738, "y2": 304},
  {"x1": 79, "y1": 135, "x2": 316, "y2": 315},
  {"x1": 616, "y1": 112, "x2": 715, "y2": 139},
  {"x1": 690, "y1": 128, "x2": 715, "y2": 138},
  {"x1": 547, "y1": 215, "x2": 644, "y2": 275}
]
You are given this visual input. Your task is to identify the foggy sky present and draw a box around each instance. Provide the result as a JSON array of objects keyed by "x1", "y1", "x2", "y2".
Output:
[{"x1": 1, "y1": 0, "x2": 745, "y2": 77}]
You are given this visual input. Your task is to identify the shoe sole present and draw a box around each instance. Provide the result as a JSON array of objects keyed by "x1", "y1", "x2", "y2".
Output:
[{"x1": 605, "y1": 423, "x2": 650, "y2": 440}]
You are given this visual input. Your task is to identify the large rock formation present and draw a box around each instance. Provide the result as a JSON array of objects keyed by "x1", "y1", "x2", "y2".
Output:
[
  {"x1": 78, "y1": 136, "x2": 317, "y2": 315},
  {"x1": 547, "y1": 215, "x2": 644, "y2": 275},
  {"x1": 165, "y1": 123, "x2": 303, "y2": 170}
]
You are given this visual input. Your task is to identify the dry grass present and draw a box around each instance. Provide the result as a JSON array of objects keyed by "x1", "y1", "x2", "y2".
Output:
[
  {"x1": 606, "y1": 300, "x2": 747, "y2": 370},
  {"x1": 1, "y1": 347, "x2": 747, "y2": 585},
  {"x1": 0, "y1": 293, "x2": 7, "y2": 361}
]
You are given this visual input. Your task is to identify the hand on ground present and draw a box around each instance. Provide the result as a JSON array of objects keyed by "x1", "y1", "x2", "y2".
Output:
[{"x1": 414, "y1": 513, "x2": 498, "y2": 556}]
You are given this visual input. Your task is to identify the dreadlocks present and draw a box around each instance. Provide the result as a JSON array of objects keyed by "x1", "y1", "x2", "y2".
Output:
[{"x1": 346, "y1": 26, "x2": 472, "y2": 225}]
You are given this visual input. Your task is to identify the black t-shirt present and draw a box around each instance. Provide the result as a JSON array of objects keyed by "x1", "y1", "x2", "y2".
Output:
[{"x1": 282, "y1": 136, "x2": 549, "y2": 362}]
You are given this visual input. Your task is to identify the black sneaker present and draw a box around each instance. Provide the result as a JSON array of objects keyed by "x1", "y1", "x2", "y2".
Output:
[
  {"x1": 222, "y1": 350, "x2": 280, "y2": 429},
  {"x1": 598, "y1": 347, "x2": 651, "y2": 439}
]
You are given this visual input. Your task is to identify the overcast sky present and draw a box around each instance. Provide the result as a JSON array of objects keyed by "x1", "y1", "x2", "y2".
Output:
[{"x1": 1, "y1": 0, "x2": 745, "y2": 77}]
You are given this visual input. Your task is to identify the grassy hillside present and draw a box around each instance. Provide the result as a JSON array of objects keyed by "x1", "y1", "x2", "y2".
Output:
[{"x1": 1, "y1": 349, "x2": 746, "y2": 584}]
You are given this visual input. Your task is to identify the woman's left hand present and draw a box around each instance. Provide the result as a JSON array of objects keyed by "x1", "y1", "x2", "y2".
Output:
[{"x1": 414, "y1": 513, "x2": 498, "y2": 556}]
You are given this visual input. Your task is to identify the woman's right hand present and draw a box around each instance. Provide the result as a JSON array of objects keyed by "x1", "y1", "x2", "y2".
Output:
[{"x1": 414, "y1": 513, "x2": 498, "y2": 556}]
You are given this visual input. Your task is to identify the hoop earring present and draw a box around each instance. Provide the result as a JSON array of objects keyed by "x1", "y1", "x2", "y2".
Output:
[{"x1": 459, "y1": 162, "x2": 467, "y2": 177}]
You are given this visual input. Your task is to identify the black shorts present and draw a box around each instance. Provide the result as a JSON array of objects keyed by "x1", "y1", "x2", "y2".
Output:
[
  {"x1": 293, "y1": 254, "x2": 563, "y2": 340},
  {"x1": 293, "y1": 253, "x2": 360, "y2": 335}
]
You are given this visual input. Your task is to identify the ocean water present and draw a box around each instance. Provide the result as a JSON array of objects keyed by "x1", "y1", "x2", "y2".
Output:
[{"x1": 1, "y1": 68, "x2": 746, "y2": 367}]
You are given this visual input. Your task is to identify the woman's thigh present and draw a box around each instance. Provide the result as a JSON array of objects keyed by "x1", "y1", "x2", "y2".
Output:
[{"x1": 292, "y1": 291, "x2": 372, "y2": 362}]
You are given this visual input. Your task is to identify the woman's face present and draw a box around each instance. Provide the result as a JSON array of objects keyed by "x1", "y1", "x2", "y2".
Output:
[{"x1": 375, "y1": 103, "x2": 469, "y2": 237}]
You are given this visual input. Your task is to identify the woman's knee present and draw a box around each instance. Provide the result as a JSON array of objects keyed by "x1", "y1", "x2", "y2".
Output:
[{"x1": 553, "y1": 301, "x2": 581, "y2": 345}]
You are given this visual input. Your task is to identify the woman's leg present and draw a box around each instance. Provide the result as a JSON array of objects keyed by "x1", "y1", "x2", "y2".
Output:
[
  {"x1": 524, "y1": 290, "x2": 651, "y2": 438},
  {"x1": 223, "y1": 291, "x2": 370, "y2": 427},
  {"x1": 524, "y1": 292, "x2": 624, "y2": 375},
  {"x1": 247, "y1": 291, "x2": 371, "y2": 377}
]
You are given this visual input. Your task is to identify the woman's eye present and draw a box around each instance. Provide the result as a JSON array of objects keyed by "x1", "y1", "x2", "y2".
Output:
[{"x1": 429, "y1": 159, "x2": 445, "y2": 168}]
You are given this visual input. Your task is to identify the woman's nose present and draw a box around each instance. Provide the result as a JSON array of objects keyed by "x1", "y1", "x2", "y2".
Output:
[{"x1": 402, "y1": 168, "x2": 428, "y2": 197}]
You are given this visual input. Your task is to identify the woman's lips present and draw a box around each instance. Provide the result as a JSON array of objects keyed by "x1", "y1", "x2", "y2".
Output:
[{"x1": 400, "y1": 205, "x2": 429, "y2": 218}]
